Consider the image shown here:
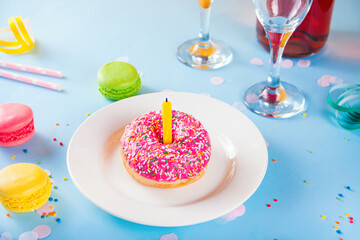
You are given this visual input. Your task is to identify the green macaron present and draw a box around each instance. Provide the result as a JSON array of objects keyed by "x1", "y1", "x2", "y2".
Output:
[{"x1": 97, "y1": 61, "x2": 141, "y2": 100}]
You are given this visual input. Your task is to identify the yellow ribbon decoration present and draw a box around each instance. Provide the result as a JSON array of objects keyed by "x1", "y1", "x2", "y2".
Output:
[{"x1": 0, "y1": 16, "x2": 35, "y2": 54}]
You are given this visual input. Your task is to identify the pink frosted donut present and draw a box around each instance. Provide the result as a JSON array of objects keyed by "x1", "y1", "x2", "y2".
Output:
[{"x1": 120, "y1": 110, "x2": 211, "y2": 188}]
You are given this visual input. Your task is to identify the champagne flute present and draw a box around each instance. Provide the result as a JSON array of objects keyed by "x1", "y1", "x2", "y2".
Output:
[
  {"x1": 244, "y1": 0, "x2": 313, "y2": 118},
  {"x1": 177, "y1": 0, "x2": 233, "y2": 69}
]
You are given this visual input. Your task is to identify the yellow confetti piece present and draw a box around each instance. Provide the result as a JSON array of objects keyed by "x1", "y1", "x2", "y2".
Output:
[{"x1": 11, "y1": 155, "x2": 15, "y2": 159}]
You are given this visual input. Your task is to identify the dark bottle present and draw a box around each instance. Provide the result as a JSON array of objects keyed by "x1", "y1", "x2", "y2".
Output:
[{"x1": 256, "y1": 0, "x2": 335, "y2": 58}]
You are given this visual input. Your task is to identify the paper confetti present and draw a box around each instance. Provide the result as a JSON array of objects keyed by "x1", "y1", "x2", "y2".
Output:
[
  {"x1": 18, "y1": 231, "x2": 38, "y2": 240},
  {"x1": 210, "y1": 76, "x2": 224, "y2": 85},
  {"x1": 160, "y1": 233, "x2": 178, "y2": 240},
  {"x1": 232, "y1": 101, "x2": 246, "y2": 111},
  {"x1": 297, "y1": 59, "x2": 311, "y2": 68},
  {"x1": 0, "y1": 232, "x2": 12, "y2": 240},
  {"x1": 317, "y1": 75, "x2": 343, "y2": 87},
  {"x1": 35, "y1": 202, "x2": 54, "y2": 216},
  {"x1": 280, "y1": 59, "x2": 293, "y2": 68},
  {"x1": 245, "y1": 94, "x2": 259, "y2": 104},
  {"x1": 250, "y1": 58, "x2": 264, "y2": 66},
  {"x1": 220, "y1": 205, "x2": 246, "y2": 222},
  {"x1": 33, "y1": 225, "x2": 51, "y2": 239}
]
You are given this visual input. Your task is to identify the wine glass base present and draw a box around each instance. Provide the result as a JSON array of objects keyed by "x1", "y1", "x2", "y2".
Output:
[
  {"x1": 177, "y1": 38, "x2": 233, "y2": 69},
  {"x1": 243, "y1": 81, "x2": 306, "y2": 118}
]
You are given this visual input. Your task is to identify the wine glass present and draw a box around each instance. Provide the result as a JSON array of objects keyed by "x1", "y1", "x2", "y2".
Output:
[
  {"x1": 177, "y1": 0, "x2": 233, "y2": 69},
  {"x1": 244, "y1": 0, "x2": 313, "y2": 118}
]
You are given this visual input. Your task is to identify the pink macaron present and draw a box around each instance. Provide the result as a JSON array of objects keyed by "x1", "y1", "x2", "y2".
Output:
[{"x1": 0, "y1": 103, "x2": 35, "y2": 147}]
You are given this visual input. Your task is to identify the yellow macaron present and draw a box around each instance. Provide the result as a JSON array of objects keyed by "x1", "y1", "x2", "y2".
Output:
[{"x1": 0, "y1": 163, "x2": 52, "y2": 212}]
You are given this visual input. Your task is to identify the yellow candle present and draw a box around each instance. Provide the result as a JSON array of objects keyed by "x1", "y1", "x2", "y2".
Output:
[
  {"x1": 199, "y1": 0, "x2": 213, "y2": 9},
  {"x1": 162, "y1": 98, "x2": 173, "y2": 144}
]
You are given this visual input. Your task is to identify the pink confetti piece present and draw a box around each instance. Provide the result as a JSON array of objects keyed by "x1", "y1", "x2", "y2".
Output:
[
  {"x1": 160, "y1": 233, "x2": 178, "y2": 240},
  {"x1": 210, "y1": 76, "x2": 224, "y2": 85},
  {"x1": 33, "y1": 225, "x2": 51, "y2": 239},
  {"x1": 250, "y1": 58, "x2": 264, "y2": 66},
  {"x1": 18, "y1": 232, "x2": 37, "y2": 240},
  {"x1": 297, "y1": 59, "x2": 311, "y2": 68},
  {"x1": 317, "y1": 76, "x2": 330, "y2": 87},
  {"x1": 245, "y1": 93, "x2": 259, "y2": 103},
  {"x1": 0, "y1": 232, "x2": 12, "y2": 240},
  {"x1": 280, "y1": 59, "x2": 293, "y2": 68},
  {"x1": 115, "y1": 56, "x2": 130, "y2": 63},
  {"x1": 35, "y1": 203, "x2": 54, "y2": 216},
  {"x1": 220, "y1": 205, "x2": 246, "y2": 222},
  {"x1": 328, "y1": 76, "x2": 343, "y2": 84},
  {"x1": 232, "y1": 101, "x2": 246, "y2": 111}
]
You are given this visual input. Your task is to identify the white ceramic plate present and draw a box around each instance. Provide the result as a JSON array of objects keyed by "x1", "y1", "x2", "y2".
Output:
[{"x1": 67, "y1": 92, "x2": 268, "y2": 227}]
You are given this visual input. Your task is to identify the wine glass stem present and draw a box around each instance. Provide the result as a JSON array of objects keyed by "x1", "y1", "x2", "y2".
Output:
[
  {"x1": 265, "y1": 30, "x2": 292, "y2": 89},
  {"x1": 198, "y1": 5, "x2": 212, "y2": 46}
]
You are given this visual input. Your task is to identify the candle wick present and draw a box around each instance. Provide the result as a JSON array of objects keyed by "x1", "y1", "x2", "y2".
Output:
[{"x1": 166, "y1": 98, "x2": 168, "y2": 102}]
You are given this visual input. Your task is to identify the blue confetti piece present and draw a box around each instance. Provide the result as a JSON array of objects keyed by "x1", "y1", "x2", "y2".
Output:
[
  {"x1": 22, "y1": 149, "x2": 28, "y2": 153},
  {"x1": 336, "y1": 230, "x2": 342, "y2": 235},
  {"x1": 338, "y1": 193, "x2": 344, "y2": 198}
]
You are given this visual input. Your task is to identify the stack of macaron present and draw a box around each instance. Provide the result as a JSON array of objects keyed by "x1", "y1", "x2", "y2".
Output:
[
  {"x1": 0, "y1": 163, "x2": 52, "y2": 212},
  {"x1": 97, "y1": 61, "x2": 141, "y2": 100},
  {"x1": 0, "y1": 103, "x2": 35, "y2": 147}
]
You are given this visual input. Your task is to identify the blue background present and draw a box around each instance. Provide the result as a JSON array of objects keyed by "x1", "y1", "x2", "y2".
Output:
[{"x1": 0, "y1": 0, "x2": 359, "y2": 239}]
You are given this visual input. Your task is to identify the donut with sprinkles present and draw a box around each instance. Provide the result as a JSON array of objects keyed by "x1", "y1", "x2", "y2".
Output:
[{"x1": 120, "y1": 110, "x2": 211, "y2": 188}]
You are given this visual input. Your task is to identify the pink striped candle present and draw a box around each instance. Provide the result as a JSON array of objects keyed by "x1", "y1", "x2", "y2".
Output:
[
  {"x1": 0, "y1": 69, "x2": 62, "y2": 91},
  {"x1": 0, "y1": 60, "x2": 62, "y2": 78}
]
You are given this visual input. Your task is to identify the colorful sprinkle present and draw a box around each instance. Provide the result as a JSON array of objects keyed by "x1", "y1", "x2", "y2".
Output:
[
  {"x1": 86, "y1": 113, "x2": 90, "y2": 116},
  {"x1": 350, "y1": 220, "x2": 354, "y2": 224},
  {"x1": 56, "y1": 123, "x2": 59, "y2": 126},
  {"x1": 36, "y1": 161, "x2": 40, "y2": 164},
  {"x1": 302, "y1": 113, "x2": 307, "y2": 117},
  {"x1": 272, "y1": 159, "x2": 277, "y2": 162},
  {"x1": 336, "y1": 221, "x2": 340, "y2": 224},
  {"x1": 6, "y1": 213, "x2": 10, "y2": 217},
  {"x1": 53, "y1": 138, "x2": 56, "y2": 141},
  {"x1": 160, "y1": 233, "x2": 178, "y2": 240},
  {"x1": 49, "y1": 197, "x2": 53, "y2": 201},
  {"x1": 321, "y1": 215, "x2": 326, "y2": 219},
  {"x1": 336, "y1": 230, "x2": 342, "y2": 234},
  {"x1": 339, "y1": 216, "x2": 344, "y2": 219},
  {"x1": 338, "y1": 193, "x2": 344, "y2": 198},
  {"x1": 53, "y1": 186, "x2": 58, "y2": 189},
  {"x1": 266, "y1": 204, "x2": 271, "y2": 208},
  {"x1": 54, "y1": 199, "x2": 58, "y2": 202},
  {"x1": 349, "y1": 217, "x2": 353, "y2": 220},
  {"x1": 63, "y1": 177, "x2": 67, "y2": 181},
  {"x1": 304, "y1": 180, "x2": 309, "y2": 184},
  {"x1": 307, "y1": 150, "x2": 312, "y2": 153},
  {"x1": 66, "y1": 123, "x2": 69, "y2": 126},
  {"x1": 33, "y1": 225, "x2": 51, "y2": 239},
  {"x1": 280, "y1": 59, "x2": 293, "y2": 68},
  {"x1": 346, "y1": 214, "x2": 350, "y2": 217},
  {"x1": 11, "y1": 155, "x2": 15, "y2": 159},
  {"x1": 23, "y1": 149, "x2": 28, "y2": 153},
  {"x1": 41, "y1": 215, "x2": 45, "y2": 219},
  {"x1": 334, "y1": 226, "x2": 339, "y2": 230},
  {"x1": 297, "y1": 59, "x2": 311, "y2": 68},
  {"x1": 274, "y1": 199, "x2": 278, "y2": 202},
  {"x1": 345, "y1": 186, "x2": 352, "y2": 191},
  {"x1": 344, "y1": 138, "x2": 349, "y2": 141},
  {"x1": 59, "y1": 142, "x2": 63, "y2": 146},
  {"x1": 336, "y1": 197, "x2": 342, "y2": 201},
  {"x1": 210, "y1": 76, "x2": 225, "y2": 85},
  {"x1": 55, "y1": 218, "x2": 61, "y2": 223},
  {"x1": 36, "y1": 203, "x2": 54, "y2": 216},
  {"x1": 249, "y1": 58, "x2": 264, "y2": 66}
]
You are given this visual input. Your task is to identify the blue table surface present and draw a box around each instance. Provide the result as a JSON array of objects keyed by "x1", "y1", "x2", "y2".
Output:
[{"x1": 1, "y1": 0, "x2": 360, "y2": 239}]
